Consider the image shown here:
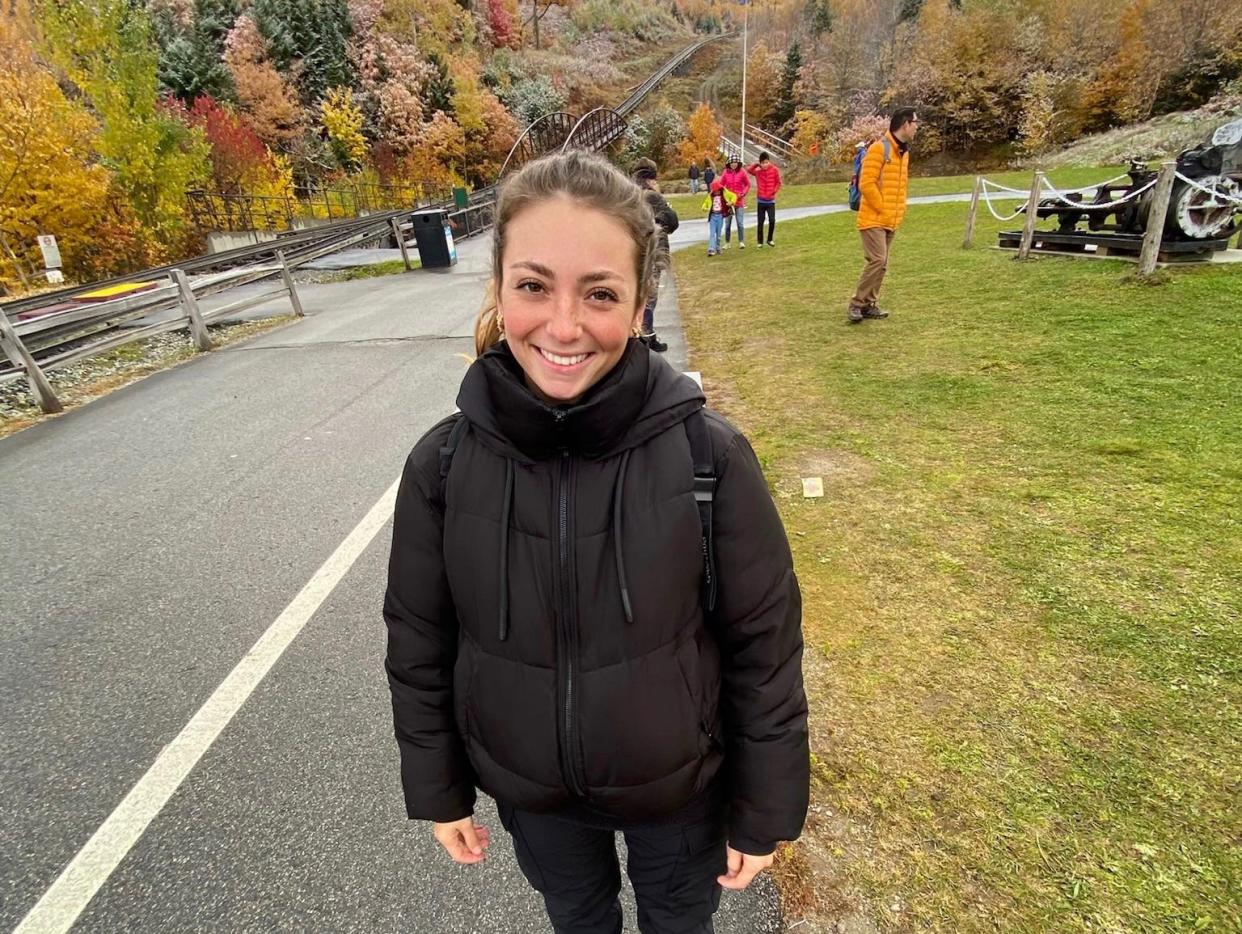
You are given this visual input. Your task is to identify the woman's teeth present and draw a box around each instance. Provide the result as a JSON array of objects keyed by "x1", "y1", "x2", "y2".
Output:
[{"x1": 539, "y1": 348, "x2": 589, "y2": 366}]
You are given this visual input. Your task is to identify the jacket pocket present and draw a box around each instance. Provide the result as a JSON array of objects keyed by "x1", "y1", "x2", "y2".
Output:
[{"x1": 675, "y1": 635, "x2": 703, "y2": 718}]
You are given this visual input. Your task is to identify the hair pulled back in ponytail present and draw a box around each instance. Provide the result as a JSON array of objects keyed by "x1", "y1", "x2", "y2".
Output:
[{"x1": 474, "y1": 150, "x2": 665, "y2": 356}]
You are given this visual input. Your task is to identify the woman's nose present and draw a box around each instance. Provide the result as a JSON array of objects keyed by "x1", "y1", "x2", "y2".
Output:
[{"x1": 546, "y1": 296, "x2": 583, "y2": 342}]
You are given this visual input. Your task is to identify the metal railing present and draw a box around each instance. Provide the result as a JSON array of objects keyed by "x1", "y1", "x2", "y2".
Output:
[{"x1": 0, "y1": 208, "x2": 459, "y2": 412}]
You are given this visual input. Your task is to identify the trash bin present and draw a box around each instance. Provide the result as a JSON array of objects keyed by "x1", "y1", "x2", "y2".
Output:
[
  {"x1": 410, "y1": 210, "x2": 458, "y2": 268},
  {"x1": 452, "y1": 187, "x2": 469, "y2": 210}
]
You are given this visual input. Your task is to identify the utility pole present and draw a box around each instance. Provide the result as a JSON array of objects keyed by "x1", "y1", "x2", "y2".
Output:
[{"x1": 740, "y1": 0, "x2": 748, "y2": 160}]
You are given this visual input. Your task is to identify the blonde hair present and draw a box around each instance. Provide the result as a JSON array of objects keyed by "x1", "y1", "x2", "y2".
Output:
[{"x1": 474, "y1": 150, "x2": 665, "y2": 356}]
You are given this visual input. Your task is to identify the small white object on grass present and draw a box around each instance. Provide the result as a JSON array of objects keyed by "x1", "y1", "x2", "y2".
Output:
[{"x1": 802, "y1": 477, "x2": 824, "y2": 498}]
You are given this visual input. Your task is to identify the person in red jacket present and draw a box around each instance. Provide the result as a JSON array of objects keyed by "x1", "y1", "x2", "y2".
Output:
[
  {"x1": 719, "y1": 157, "x2": 751, "y2": 249},
  {"x1": 746, "y1": 152, "x2": 782, "y2": 247}
]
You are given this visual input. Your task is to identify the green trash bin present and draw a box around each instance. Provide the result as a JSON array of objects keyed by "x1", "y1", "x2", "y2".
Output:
[
  {"x1": 410, "y1": 210, "x2": 458, "y2": 268},
  {"x1": 452, "y1": 187, "x2": 469, "y2": 210}
]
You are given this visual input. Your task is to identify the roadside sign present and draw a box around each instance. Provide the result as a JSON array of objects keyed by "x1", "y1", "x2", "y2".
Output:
[{"x1": 37, "y1": 234, "x2": 62, "y2": 269}]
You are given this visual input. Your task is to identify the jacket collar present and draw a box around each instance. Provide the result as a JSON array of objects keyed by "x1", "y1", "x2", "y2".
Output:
[{"x1": 456, "y1": 340, "x2": 704, "y2": 463}]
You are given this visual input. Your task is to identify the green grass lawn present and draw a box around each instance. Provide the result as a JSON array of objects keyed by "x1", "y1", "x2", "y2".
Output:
[
  {"x1": 673, "y1": 203, "x2": 1241, "y2": 932},
  {"x1": 664, "y1": 165, "x2": 1129, "y2": 217}
]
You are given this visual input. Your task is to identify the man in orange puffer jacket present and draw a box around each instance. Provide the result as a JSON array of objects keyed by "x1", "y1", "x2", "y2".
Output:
[{"x1": 849, "y1": 108, "x2": 919, "y2": 324}]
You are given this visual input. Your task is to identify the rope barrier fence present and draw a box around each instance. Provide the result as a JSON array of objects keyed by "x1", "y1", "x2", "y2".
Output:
[{"x1": 963, "y1": 164, "x2": 1241, "y2": 267}]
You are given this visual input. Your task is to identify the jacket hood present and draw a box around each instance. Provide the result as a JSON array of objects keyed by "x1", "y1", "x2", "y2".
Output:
[{"x1": 456, "y1": 339, "x2": 704, "y2": 463}]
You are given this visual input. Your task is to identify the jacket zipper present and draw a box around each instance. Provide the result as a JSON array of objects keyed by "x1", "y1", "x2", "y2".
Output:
[{"x1": 555, "y1": 442, "x2": 587, "y2": 797}]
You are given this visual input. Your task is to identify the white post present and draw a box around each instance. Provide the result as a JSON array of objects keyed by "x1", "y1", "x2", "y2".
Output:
[
  {"x1": 1017, "y1": 171, "x2": 1044, "y2": 260},
  {"x1": 963, "y1": 176, "x2": 982, "y2": 249},
  {"x1": 1138, "y1": 162, "x2": 1177, "y2": 277},
  {"x1": 171, "y1": 268, "x2": 214, "y2": 351},
  {"x1": 740, "y1": 0, "x2": 748, "y2": 160},
  {"x1": 0, "y1": 312, "x2": 62, "y2": 413},
  {"x1": 277, "y1": 250, "x2": 304, "y2": 317}
]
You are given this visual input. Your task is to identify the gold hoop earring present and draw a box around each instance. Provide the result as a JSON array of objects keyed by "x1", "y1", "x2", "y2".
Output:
[{"x1": 630, "y1": 324, "x2": 641, "y2": 338}]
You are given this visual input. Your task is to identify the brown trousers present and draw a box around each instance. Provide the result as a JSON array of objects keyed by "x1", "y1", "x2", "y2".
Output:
[{"x1": 852, "y1": 227, "x2": 896, "y2": 308}]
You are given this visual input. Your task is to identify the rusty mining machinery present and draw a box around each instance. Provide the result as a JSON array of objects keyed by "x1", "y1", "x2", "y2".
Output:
[{"x1": 1000, "y1": 118, "x2": 1242, "y2": 259}]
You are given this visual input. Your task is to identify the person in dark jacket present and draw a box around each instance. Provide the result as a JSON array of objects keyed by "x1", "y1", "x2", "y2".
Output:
[
  {"x1": 385, "y1": 150, "x2": 808, "y2": 934},
  {"x1": 702, "y1": 158, "x2": 716, "y2": 189},
  {"x1": 630, "y1": 157, "x2": 678, "y2": 355},
  {"x1": 688, "y1": 161, "x2": 701, "y2": 194}
]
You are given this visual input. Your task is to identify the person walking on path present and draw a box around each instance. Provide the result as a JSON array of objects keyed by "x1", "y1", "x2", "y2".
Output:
[
  {"x1": 702, "y1": 158, "x2": 716, "y2": 190},
  {"x1": 630, "y1": 158, "x2": 679, "y2": 353},
  {"x1": 688, "y1": 161, "x2": 701, "y2": 194},
  {"x1": 720, "y1": 158, "x2": 750, "y2": 250},
  {"x1": 746, "y1": 153, "x2": 782, "y2": 248},
  {"x1": 702, "y1": 178, "x2": 737, "y2": 257},
  {"x1": 385, "y1": 150, "x2": 809, "y2": 934},
  {"x1": 848, "y1": 108, "x2": 918, "y2": 324}
]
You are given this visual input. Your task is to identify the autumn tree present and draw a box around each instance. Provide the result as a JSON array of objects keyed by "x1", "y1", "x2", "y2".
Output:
[
  {"x1": 37, "y1": 0, "x2": 210, "y2": 245},
  {"x1": 0, "y1": 12, "x2": 111, "y2": 285},
  {"x1": 744, "y1": 43, "x2": 782, "y2": 132},
  {"x1": 677, "y1": 101, "x2": 725, "y2": 166},
  {"x1": 320, "y1": 87, "x2": 368, "y2": 169},
  {"x1": 223, "y1": 13, "x2": 303, "y2": 147}
]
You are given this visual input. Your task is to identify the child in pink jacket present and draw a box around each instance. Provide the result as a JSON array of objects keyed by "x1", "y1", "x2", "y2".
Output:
[{"x1": 720, "y1": 158, "x2": 751, "y2": 249}]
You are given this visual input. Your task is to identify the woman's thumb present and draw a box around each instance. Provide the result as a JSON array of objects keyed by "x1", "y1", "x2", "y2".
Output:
[{"x1": 460, "y1": 822, "x2": 483, "y2": 856}]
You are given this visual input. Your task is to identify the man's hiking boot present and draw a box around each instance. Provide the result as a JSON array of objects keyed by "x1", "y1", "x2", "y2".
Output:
[
  {"x1": 848, "y1": 304, "x2": 864, "y2": 324},
  {"x1": 861, "y1": 306, "x2": 889, "y2": 319}
]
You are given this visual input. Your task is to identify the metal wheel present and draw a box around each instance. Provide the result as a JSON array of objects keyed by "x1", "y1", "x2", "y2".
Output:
[{"x1": 1168, "y1": 175, "x2": 1241, "y2": 239}]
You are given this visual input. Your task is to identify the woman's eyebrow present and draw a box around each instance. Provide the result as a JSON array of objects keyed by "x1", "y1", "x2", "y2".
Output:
[{"x1": 509, "y1": 261, "x2": 623, "y2": 285}]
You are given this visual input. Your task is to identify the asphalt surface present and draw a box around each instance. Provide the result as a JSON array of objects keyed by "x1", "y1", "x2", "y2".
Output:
[{"x1": 0, "y1": 232, "x2": 783, "y2": 932}]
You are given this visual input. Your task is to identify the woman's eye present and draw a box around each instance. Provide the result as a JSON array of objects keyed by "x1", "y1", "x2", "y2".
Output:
[
  {"x1": 516, "y1": 280, "x2": 544, "y2": 294},
  {"x1": 589, "y1": 288, "x2": 618, "y2": 302}
]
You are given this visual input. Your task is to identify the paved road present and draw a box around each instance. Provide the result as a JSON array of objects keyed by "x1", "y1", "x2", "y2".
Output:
[{"x1": 0, "y1": 234, "x2": 783, "y2": 932}]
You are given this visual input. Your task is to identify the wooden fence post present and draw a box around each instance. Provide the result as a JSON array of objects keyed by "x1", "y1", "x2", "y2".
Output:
[
  {"x1": 1017, "y1": 171, "x2": 1045, "y2": 260},
  {"x1": 0, "y1": 312, "x2": 62, "y2": 413},
  {"x1": 171, "y1": 268, "x2": 214, "y2": 351},
  {"x1": 277, "y1": 250, "x2": 304, "y2": 317},
  {"x1": 391, "y1": 217, "x2": 413, "y2": 271},
  {"x1": 963, "y1": 176, "x2": 982, "y2": 248},
  {"x1": 1138, "y1": 162, "x2": 1177, "y2": 277}
]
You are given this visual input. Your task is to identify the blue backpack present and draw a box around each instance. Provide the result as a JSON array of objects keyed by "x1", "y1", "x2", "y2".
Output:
[{"x1": 848, "y1": 137, "x2": 891, "y2": 211}]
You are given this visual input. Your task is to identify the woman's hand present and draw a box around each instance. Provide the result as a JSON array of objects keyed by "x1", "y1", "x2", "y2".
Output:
[
  {"x1": 717, "y1": 845, "x2": 774, "y2": 890},
  {"x1": 433, "y1": 817, "x2": 491, "y2": 864}
]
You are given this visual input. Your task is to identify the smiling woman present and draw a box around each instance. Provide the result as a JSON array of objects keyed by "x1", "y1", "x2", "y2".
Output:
[{"x1": 384, "y1": 150, "x2": 810, "y2": 934}]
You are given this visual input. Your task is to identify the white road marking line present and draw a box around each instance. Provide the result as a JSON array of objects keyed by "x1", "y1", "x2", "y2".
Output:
[{"x1": 15, "y1": 475, "x2": 402, "y2": 934}]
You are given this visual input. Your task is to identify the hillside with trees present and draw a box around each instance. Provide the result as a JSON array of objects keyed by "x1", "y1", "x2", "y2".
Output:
[
  {"x1": 0, "y1": 0, "x2": 703, "y2": 287},
  {"x1": 3, "y1": 0, "x2": 1240, "y2": 288}
]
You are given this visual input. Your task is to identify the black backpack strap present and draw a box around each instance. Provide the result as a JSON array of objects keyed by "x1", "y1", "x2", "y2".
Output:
[
  {"x1": 439, "y1": 414, "x2": 469, "y2": 482},
  {"x1": 684, "y1": 409, "x2": 717, "y2": 614}
]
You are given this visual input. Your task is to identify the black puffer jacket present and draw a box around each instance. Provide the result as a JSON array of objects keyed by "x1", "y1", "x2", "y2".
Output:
[{"x1": 384, "y1": 340, "x2": 808, "y2": 855}]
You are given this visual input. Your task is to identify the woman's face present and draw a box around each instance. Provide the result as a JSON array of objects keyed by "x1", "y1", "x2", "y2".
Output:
[{"x1": 498, "y1": 196, "x2": 643, "y2": 405}]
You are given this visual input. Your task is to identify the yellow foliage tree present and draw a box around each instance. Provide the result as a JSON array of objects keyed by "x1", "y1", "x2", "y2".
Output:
[
  {"x1": 676, "y1": 102, "x2": 724, "y2": 167},
  {"x1": 321, "y1": 87, "x2": 368, "y2": 169},
  {"x1": 0, "y1": 15, "x2": 111, "y2": 287},
  {"x1": 789, "y1": 108, "x2": 831, "y2": 157}
]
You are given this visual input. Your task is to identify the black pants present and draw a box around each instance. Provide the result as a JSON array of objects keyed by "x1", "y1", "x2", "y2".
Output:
[
  {"x1": 756, "y1": 202, "x2": 776, "y2": 244},
  {"x1": 497, "y1": 801, "x2": 727, "y2": 934}
]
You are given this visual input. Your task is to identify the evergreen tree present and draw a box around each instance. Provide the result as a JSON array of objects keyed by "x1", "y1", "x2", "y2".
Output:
[
  {"x1": 424, "y1": 52, "x2": 457, "y2": 116},
  {"x1": 806, "y1": 0, "x2": 832, "y2": 37},
  {"x1": 153, "y1": 0, "x2": 238, "y2": 102},
  {"x1": 769, "y1": 41, "x2": 802, "y2": 128}
]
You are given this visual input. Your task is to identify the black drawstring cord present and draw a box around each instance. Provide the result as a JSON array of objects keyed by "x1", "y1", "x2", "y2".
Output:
[
  {"x1": 498, "y1": 457, "x2": 514, "y2": 640},
  {"x1": 613, "y1": 449, "x2": 634, "y2": 623}
]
